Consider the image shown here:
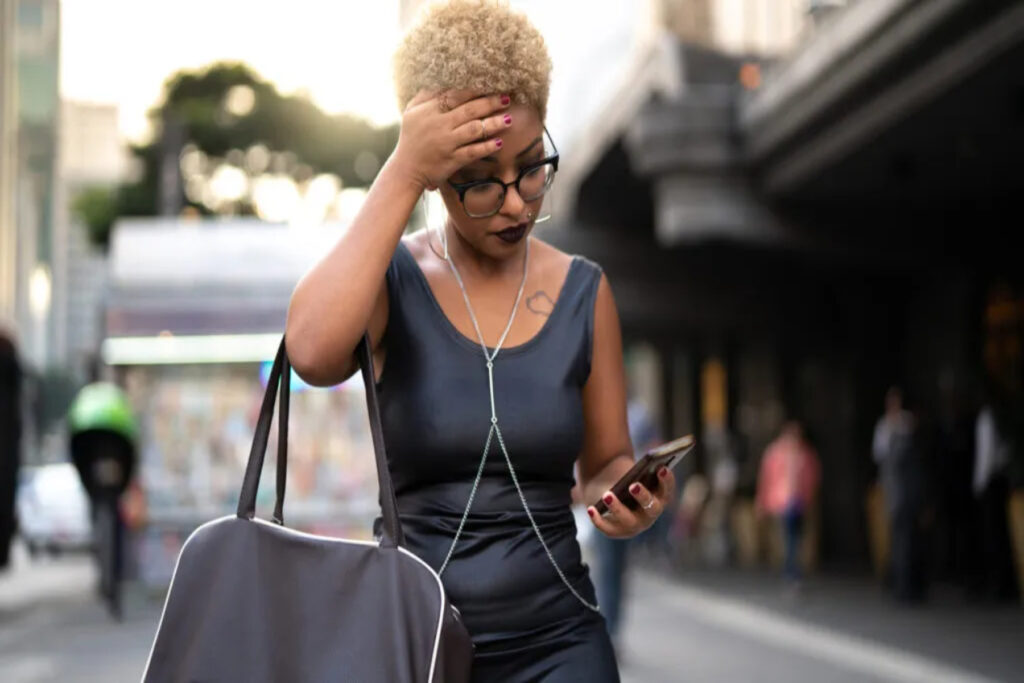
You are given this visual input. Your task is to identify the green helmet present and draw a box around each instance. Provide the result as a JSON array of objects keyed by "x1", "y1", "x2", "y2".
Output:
[{"x1": 67, "y1": 382, "x2": 139, "y2": 444}]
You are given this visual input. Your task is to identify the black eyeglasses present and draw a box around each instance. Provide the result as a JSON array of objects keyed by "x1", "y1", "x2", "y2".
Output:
[{"x1": 447, "y1": 127, "x2": 559, "y2": 218}]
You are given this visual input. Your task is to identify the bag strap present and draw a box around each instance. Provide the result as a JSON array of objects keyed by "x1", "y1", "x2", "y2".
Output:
[
  {"x1": 236, "y1": 334, "x2": 405, "y2": 549},
  {"x1": 236, "y1": 337, "x2": 288, "y2": 523},
  {"x1": 271, "y1": 337, "x2": 290, "y2": 525},
  {"x1": 355, "y1": 334, "x2": 405, "y2": 548}
]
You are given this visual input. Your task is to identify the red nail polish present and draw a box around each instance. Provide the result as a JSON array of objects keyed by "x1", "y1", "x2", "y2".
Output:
[
  {"x1": 659, "y1": 467, "x2": 668, "y2": 479},
  {"x1": 587, "y1": 508, "x2": 595, "y2": 518},
  {"x1": 630, "y1": 483, "x2": 641, "y2": 495},
  {"x1": 504, "y1": 114, "x2": 512, "y2": 125},
  {"x1": 603, "y1": 493, "x2": 614, "y2": 505},
  {"x1": 495, "y1": 138, "x2": 503, "y2": 148},
  {"x1": 501, "y1": 94, "x2": 510, "y2": 105}
]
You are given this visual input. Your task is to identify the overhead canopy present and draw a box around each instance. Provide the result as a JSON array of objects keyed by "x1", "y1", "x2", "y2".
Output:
[
  {"x1": 104, "y1": 217, "x2": 345, "y2": 364},
  {"x1": 574, "y1": 0, "x2": 1022, "y2": 262},
  {"x1": 740, "y1": 0, "x2": 1024, "y2": 204}
]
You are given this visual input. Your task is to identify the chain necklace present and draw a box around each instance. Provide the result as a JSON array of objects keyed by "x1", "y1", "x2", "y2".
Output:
[{"x1": 432, "y1": 223, "x2": 600, "y2": 613}]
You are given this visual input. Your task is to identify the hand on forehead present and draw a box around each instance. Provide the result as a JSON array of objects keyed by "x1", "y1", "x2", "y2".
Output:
[
  {"x1": 432, "y1": 88, "x2": 484, "y2": 106},
  {"x1": 406, "y1": 89, "x2": 503, "y2": 116}
]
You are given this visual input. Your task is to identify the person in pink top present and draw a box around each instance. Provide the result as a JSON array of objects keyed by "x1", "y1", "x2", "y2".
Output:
[{"x1": 756, "y1": 421, "x2": 821, "y2": 586}]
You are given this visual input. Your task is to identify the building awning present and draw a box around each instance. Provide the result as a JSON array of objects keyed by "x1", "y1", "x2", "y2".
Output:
[
  {"x1": 739, "y1": 0, "x2": 1024, "y2": 200},
  {"x1": 104, "y1": 217, "x2": 346, "y2": 363}
]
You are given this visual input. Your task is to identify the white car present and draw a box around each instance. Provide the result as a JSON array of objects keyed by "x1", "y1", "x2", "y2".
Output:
[{"x1": 16, "y1": 463, "x2": 93, "y2": 555}]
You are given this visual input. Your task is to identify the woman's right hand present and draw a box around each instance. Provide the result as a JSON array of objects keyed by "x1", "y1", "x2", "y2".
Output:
[{"x1": 391, "y1": 89, "x2": 514, "y2": 191}]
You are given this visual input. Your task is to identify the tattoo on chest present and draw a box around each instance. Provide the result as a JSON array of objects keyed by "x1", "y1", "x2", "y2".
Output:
[{"x1": 526, "y1": 290, "x2": 555, "y2": 317}]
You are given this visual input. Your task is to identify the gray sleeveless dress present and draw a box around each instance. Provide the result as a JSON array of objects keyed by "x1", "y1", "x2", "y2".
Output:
[{"x1": 374, "y1": 240, "x2": 620, "y2": 682}]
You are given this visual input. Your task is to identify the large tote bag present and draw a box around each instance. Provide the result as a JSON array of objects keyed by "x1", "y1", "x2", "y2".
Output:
[{"x1": 142, "y1": 335, "x2": 474, "y2": 683}]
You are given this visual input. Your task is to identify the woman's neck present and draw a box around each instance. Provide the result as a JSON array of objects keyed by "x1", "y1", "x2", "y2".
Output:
[{"x1": 438, "y1": 219, "x2": 526, "y2": 281}]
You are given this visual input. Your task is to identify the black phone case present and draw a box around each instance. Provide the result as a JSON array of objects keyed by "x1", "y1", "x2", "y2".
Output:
[{"x1": 593, "y1": 452, "x2": 675, "y2": 516}]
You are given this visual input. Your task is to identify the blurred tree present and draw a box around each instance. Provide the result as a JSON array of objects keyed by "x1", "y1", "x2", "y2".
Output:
[
  {"x1": 74, "y1": 62, "x2": 398, "y2": 249},
  {"x1": 71, "y1": 186, "x2": 120, "y2": 248}
]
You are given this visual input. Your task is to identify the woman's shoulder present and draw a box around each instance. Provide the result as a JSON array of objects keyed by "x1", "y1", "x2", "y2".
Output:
[
  {"x1": 398, "y1": 230, "x2": 429, "y2": 264},
  {"x1": 530, "y1": 237, "x2": 603, "y2": 281},
  {"x1": 400, "y1": 230, "x2": 428, "y2": 257},
  {"x1": 395, "y1": 230, "x2": 446, "y2": 279}
]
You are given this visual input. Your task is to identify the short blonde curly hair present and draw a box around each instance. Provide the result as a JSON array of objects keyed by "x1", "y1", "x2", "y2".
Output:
[{"x1": 394, "y1": 0, "x2": 552, "y2": 121}]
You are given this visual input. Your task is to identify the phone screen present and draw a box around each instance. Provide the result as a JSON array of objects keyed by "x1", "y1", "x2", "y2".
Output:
[{"x1": 646, "y1": 435, "x2": 695, "y2": 461}]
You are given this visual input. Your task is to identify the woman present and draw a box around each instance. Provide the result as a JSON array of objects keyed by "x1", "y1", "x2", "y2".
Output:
[{"x1": 286, "y1": 1, "x2": 675, "y2": 680}]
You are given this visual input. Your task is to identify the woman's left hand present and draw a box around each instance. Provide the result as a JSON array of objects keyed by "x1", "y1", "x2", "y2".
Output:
[{"x1": 586, "y1": 467, "x2": 676, "y2": 539}]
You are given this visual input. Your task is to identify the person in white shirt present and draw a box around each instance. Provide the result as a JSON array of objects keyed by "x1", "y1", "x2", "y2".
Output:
[
  {"x1": 974, "y1": 405, "x2": 1010, "y2": 495},
  {"x1": 973, "y1": 396, "x2": 1017, "y2": 600}
]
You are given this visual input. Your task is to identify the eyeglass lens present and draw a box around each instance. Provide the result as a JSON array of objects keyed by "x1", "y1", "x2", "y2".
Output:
[{"x1": 462, "y1": 162, "x2": 556, "y2": 217}]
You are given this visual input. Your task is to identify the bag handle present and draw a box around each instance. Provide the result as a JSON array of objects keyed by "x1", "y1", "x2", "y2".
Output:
[
  {"x1": 236, "y1": 337, "x2": 288, "y2": 524},
  {"x1": 236, "y1": 334, "x2": 405, "y2": 549}
]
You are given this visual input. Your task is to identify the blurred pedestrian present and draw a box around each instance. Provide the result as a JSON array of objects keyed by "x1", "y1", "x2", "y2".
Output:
[
  {"x1": 629, "y1": 398, "x2": 672, "y2": 559},
  {"x1": 68, "y1": 364, "x2": 139, "y2": 619},
  {"x1": 0, "y1": 325, "x2": 22, "y2": 570},
  {"x1": 873, "y1": 387, "x2": 927, "y2": 603},
  {"x1": 973, "y1": 388, "x2": 1017, "y2": 601},
  {"x1": 703, "y1": 424, "x2": 741, "y2": 566},
  {"x1": 756, "y1": 420, "x2": 820, "y2": 587},
  {"x1": 592, "y1": 394, "x2": 662, "y2": 649},
  {"x1": 670, "y1": 473, "x2": 709, "y2": 562}
]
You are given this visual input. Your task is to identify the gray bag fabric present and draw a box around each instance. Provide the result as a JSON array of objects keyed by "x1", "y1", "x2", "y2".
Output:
[{"x1": 142, "y1": 335, "x2": 474, "y2": 683}]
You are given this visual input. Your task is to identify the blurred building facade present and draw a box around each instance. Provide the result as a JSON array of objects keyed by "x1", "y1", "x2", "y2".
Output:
[
  {"x1": 662, "y1": 0, "x2": 810, "y2": 56},
  {"x1": 1, "y1": 0, "x2": 61, "y2": 373},
  {"x1": 0, "y1": 0, "x2": 17, "y2": 327},
  {"x1": 59, "y1": 101, "x2": 126, "y2": 183},
  {"x1": 56, "y1": 101, "x2": 128, "y2": 381},
  {"x1": 1, "y1": 3, "x2": 129, "y2": 465},
  {"x1": 545, "y1": 0, "x2": 1023, "y2": 570},
  {"x1": 0, "y1": 0, "x2": 64, "y2": 470}
]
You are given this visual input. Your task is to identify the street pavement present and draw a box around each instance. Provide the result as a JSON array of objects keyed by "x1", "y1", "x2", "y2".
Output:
[
  {"x1": 1, "y1": 542, "x2": 1021, "y2": 682},
  {"x1": 618, "y1": 568, "x2": 1020, "y2": 682},
  {"x1": 0, "y1": 542, "x2": 154, "y2": 682}
]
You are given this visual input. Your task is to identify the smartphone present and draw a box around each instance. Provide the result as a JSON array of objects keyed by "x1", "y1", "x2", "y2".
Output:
[{"x1": 592, "y1": 435, "x2": 695, "y2": 516}]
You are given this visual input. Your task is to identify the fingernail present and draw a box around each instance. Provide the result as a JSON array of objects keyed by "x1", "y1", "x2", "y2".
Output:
[
  {"x1": 495, "y1": 138, "x2": 503, "y2": 148},
  {"x1": 603, "y1": 493, "x2": 614, "y2": 505},
  {"x1": 504, "y1": 114, "x2": 512, "y2": 125},
  {"x1": 587, "y1": 508, "x2": 595, "y2": 519},
  {"x1": 501, "y1": 94, "x2": 510, "y2": 105},
  {"x1": 659, "y1": 467, "x2": 668, "y2": 479},
  {"x1": 629, "y1": 483, "x2": 641, "y2": 496}
]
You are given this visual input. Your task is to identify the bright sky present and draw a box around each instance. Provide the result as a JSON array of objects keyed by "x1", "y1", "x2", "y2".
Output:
[
  {"x1": 60, "y1": 0, "x2": 403, "y2": 142},
  {"x1": 60, "y1": 0, "x2": 656, "y2": 154}
]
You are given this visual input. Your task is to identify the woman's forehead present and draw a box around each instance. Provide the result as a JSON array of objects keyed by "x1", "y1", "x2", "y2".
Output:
[
  {"x1": 476, "y1": 104, "x2": 545, "y2": 160},
  {"x1": 506, "y1": 102, "x2": 540, "y2": 125}
]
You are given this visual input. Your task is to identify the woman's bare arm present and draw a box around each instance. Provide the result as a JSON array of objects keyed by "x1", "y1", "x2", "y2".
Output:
[
  {"x1": 285, "y1": 156, "x2": 419, "y2": 387},
  {"x1": 577, "y1": 273, "x2": 677, "y2": 537},
  {"x1": 577, "y1": 274, "x2": 634, "y2": 506}
]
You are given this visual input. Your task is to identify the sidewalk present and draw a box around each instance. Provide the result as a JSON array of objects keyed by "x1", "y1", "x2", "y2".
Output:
[
  {"x1": 619, "y1": 563, "x2": 1024, "y2": 682},
  {"x1": 0, "y1": 541, "x2": 159, "y2": 683},
  {"x1": 0, "y1": 541, "x2": 97, "y2": 619},
  {"x1": 2, "y1": 540, "x2": 1021, "y2": 682}
]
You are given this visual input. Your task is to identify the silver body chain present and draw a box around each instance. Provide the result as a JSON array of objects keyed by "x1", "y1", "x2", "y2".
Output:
[{"x1": 434, "y1": 228, "x2": 599, "y2": 613}]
